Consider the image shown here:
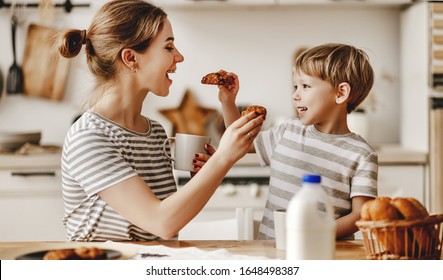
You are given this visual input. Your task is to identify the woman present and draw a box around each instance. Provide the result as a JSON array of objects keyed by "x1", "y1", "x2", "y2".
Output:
[{"x1": 57, "y1": 0, "x2": 264, "y2": 241}]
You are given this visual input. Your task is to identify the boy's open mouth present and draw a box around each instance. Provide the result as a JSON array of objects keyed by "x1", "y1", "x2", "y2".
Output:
[{"x1": 297, "y1": 107, "x2": 307, "y2": 114}]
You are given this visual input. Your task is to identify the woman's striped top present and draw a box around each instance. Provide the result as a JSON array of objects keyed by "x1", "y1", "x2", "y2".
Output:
[
  {"x1": 254, "y1": 118, "x2": 378, "y2": 240},
  {"x1": 61, "y1": 111, "x2": 176, "y2": 241}
]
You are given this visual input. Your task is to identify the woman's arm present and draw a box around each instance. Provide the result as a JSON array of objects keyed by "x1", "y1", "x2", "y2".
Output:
[{"x1": 99, "y1": 112, "x2": 264, "y2": 239}]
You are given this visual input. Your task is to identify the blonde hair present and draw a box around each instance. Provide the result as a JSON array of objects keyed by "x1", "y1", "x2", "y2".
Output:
[
  {"x1": 294, "y1": 43, "x2": 374, "y2": 114},
  {"x1": 56, "y1": 0, "x2": 167, "y2": 107}
]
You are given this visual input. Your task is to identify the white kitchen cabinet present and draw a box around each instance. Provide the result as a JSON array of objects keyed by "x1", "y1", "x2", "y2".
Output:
[
  {"x1": 278, "y1": 0, "x2": 412, "y2": 5},
  {"x1": 175, "y1": 165, "x2": 269, "y2": 239},
  {"x1": 0, "y1": 154, "x2": 66, "y2": 241},
  {"x1": 378, "y1": 165, "x2": 426, "y2": 205}
]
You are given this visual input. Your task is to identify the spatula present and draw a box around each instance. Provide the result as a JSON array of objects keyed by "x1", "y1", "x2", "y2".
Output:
[{"x1": 6, "y1": 13, "x2": 24, "y2": 94}]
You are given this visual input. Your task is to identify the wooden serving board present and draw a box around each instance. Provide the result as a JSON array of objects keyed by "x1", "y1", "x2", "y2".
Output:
[{"x1": 22, "y1": 24, "x2": 70, "y2": 100}]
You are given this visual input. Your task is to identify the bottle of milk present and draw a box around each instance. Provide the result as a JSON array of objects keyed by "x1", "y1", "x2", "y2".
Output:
[{"x1": 286, "y1": 174, "x2": 336, "y2": 260}]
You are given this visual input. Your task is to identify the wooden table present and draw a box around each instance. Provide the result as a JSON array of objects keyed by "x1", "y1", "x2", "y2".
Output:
[{"x1": 0, "y1": 240, "x2": 367, "y2": 260}]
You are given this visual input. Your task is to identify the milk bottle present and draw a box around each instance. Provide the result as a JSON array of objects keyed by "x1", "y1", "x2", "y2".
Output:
[{"x1": 286, "y1": 174, "x2": 336, "y2": 260}]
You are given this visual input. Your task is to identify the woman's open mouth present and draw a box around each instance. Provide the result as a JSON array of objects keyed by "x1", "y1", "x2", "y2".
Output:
[{"x1": 166, "y1": 70, "x2": 175, "y2": 83}]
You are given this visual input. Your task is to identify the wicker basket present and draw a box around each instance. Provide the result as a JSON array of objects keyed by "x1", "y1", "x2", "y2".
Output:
[{"x1": 356, "y1": 214, "x2": 443, "y2": 260}]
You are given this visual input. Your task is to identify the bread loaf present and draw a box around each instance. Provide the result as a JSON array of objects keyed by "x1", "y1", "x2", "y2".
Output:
[
  {"x1": 361, "y1": 197, "x2": 428, "y2": 221},
  {"x1": 391, "y1": 197, "x2": 429, "y2": 220},
  {"x1": 361, "y1": 197, "x2": 401, "y2": 221}
]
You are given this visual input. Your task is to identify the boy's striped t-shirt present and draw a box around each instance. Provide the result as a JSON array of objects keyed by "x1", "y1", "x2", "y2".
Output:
[{"x1": 254, "y1": 118, "x2": 378, "y2": 240}]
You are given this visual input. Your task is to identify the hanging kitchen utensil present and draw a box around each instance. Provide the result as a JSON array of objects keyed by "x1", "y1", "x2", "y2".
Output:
[
  {"x1": 0, "y1": 68, "x2": 4, "y2": 97},
  {"x1": 38, "y1": 0, "x2": 55, "y2": 23},
  {"x1": 6, "y1": 2, "x2": 24, "y2": 94}
]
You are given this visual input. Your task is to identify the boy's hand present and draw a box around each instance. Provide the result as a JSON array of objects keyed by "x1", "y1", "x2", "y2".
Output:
[{"x1": 218, "y1": 72, "x2": 239, "y2": 105}]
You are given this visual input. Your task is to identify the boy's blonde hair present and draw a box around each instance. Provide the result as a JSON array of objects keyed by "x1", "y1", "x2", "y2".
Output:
[{"x1": 294, "y1": 43, "x2": 374, "y2": 114}]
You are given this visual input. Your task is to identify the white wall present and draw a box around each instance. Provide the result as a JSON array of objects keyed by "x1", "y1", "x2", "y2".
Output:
[
  {"x1": 400, "y1": 2, "x2": 429, "y2": 152},
  {"x1": 0, "y1": 3, "x2": 403, "y2": 146}
]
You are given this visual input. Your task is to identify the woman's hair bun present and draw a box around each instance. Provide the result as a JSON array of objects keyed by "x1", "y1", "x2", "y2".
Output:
[{"x1": 58, "y1": 29, "x2": 86, "y2": 58}]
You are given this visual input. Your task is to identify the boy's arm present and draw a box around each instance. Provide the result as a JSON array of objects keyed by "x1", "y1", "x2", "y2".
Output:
[
  {"x1": 217, "y1": 72, "x2": 257, "y2": 153},
  {"x1": 221, "y1": 99, "x2": 241, "y2": 128},
  {"x1": 335, "y1": 196, "x2": 374, "y2": 239}
]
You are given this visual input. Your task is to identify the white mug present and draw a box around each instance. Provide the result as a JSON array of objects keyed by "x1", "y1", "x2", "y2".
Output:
[
  {"x1": 274, "y1": 209, "x2": 287, "y2": 251},
  {"x1": 163, "y1": 133, "x2": 211, "y2": 171}
]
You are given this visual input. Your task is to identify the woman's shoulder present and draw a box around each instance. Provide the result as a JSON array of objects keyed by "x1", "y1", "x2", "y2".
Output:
[
  {"x1": 70, "y1": 111, "x2": 104, "y2": 133},
  {"x1": 66, "y1": 111, "x2": 118, "y2": 144},
  {"x1": 146, "y1": 118, "x2": 168, "y2": 136}
]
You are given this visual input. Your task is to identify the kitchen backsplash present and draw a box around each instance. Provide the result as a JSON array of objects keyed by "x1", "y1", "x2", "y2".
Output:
[{"x1": 0, "y1": 2, "x2": 402, "y2": 146}]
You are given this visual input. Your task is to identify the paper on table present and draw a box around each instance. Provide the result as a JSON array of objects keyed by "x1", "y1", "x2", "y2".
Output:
[{"x1": 105, "y1": 241, "x2": 270, "y2": 260}]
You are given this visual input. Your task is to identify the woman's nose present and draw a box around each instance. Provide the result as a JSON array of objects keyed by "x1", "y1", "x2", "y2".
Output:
[{"x1": 175, "y1": 49, "x2": 184, "y2": 63}]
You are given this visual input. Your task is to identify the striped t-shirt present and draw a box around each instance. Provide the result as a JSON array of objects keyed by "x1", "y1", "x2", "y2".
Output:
[
  {"x1": 254, "y1": 118, "x2": 378, "y2": 240},
  {"x1": 61, "y1": 111, "x2": 176, "y2": 241}
]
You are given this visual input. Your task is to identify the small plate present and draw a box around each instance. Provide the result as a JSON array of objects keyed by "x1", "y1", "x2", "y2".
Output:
[
  {"x1": 0, "y1": 243, "x2": 137, "y2": 260},
  {"x1": 16, "y1": 249, "x2": 121, "y2": 260}
]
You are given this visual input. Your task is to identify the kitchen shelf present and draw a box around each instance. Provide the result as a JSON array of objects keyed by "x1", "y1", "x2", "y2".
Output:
[
  {"x1": 0, "y1": 0, "x2": 89, "y2": 13},
  {"x1": 153, "y1": 0, "x2": 413, "y2": 8},
  {"x1": 430, "y1": 2, "x2": 443, "y2": 89}
]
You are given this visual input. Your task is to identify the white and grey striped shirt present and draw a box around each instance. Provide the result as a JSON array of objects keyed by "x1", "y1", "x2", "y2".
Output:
[
  {"x1": 255, "y1": 118, "x2": 378, "y2": 240},
  {"x1": 61, "y1": 111, "x2": 176, "y2": 241}
]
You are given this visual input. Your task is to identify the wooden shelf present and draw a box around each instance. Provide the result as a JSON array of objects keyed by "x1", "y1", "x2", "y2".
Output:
[
  {"x1": 0, "y1": 0, "x2": 89, "y2": 13},
  {"x1": 430, "y1": 2, "x2": 443, "y2": 88}
]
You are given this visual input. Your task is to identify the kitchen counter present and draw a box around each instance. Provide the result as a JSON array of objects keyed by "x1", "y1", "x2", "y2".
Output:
[
  {"x1": 0, "y1": 240, "x2": 367, "y2": 260},
  {"x1": 0, "y1": 153, "x2": 61, "y2": 169},
  {"x1": 237, "y1": 145, "x2": 428, "y2": 166},
  {"x1": 0, "y1": 144, "x2": 428, "y2": 170},
  {"x1": 373, "y1": 145, "x2": 428, "y2": 165}
]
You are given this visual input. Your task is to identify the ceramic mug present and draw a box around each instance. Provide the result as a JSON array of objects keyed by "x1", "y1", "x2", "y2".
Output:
[
  {"x1": 274, "y1": 209, "x2": 287, "y2": 251},
  {"x1": 163, "y1": 133, "x2": 211, "y2": 171}
]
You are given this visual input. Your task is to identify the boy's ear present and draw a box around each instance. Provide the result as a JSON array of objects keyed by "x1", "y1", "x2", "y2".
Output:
[{"x1": 336, "y1": 82, "x2": 351, "y2": 105}]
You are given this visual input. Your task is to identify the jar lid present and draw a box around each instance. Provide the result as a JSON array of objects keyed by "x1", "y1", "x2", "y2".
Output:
[{"x1": 302, "y1": 174, "x2": 321, "y2": 183}]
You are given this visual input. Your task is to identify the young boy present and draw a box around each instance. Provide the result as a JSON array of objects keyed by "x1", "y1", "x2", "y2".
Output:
[{"x1": 218, "y1": 43, "x2": 378, "y2": 240}]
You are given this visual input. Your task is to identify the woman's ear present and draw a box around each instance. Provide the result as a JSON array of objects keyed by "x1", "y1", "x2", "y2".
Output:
[
  {"x1": 336, "y1": 82, "x2": 351, "y2": 105},
  {"x1": 121, "y1": 48, "x2": 138, "y2": 70}
]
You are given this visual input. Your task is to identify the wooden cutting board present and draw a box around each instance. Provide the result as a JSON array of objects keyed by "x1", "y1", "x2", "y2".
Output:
[{"x1": 22, "y1": 24, "x2": 70, "y2": 100}]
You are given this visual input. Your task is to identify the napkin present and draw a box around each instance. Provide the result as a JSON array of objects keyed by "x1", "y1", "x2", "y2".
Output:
[{"x1": 106, "y1": 241, "x2": 270, "y2": 260}]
